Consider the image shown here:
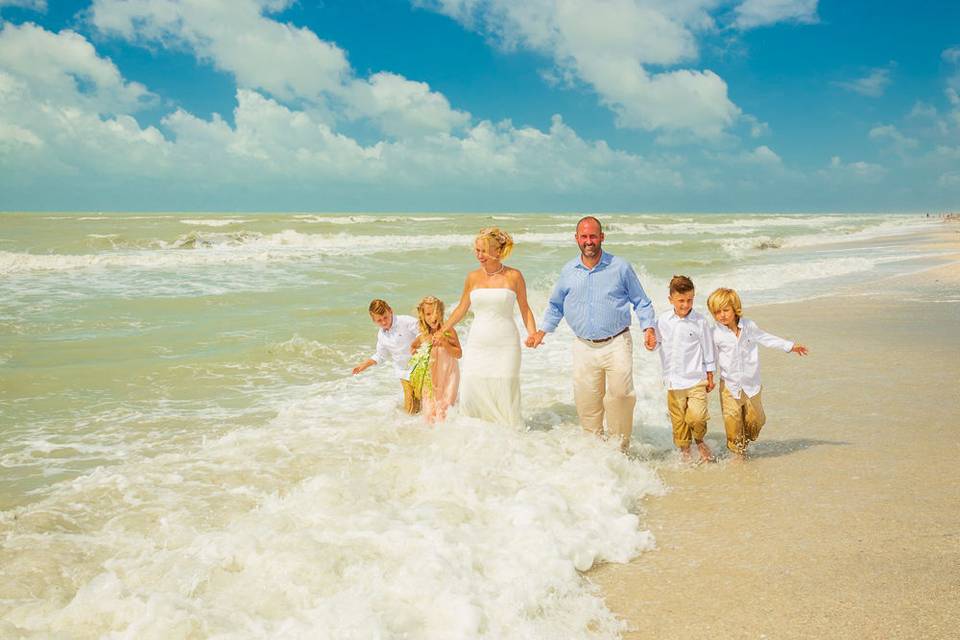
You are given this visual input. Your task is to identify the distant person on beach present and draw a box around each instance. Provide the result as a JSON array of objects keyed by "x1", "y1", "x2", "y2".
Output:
[
  {"x1": 707, "y1": 287, "x2": 808, "y2": 461},
  {"x1": 528, "y1": 216, "x2": 657, "y2": 452},
  {"x1": 655, "y1": 275, "x2": 717, "y2": 463},
  {"x1": 438, "y1": 227, "x2": 538, "y2": 427},
  {"x1": 351, "y1": 299, "x2": 421, "y2": 414},
  {"x1": 408, "y1": 296, "x2": 461, "y2": 424}
]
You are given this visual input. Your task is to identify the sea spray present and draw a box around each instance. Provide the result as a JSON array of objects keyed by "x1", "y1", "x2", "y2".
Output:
[{"x1": 1, "y1": 376, "x2": 663, "y2": 638}]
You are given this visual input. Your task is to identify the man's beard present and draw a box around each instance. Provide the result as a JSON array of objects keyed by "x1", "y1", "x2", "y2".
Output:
[{"x1": 580, "y1": 243, "x2": 600, "y2": 257}]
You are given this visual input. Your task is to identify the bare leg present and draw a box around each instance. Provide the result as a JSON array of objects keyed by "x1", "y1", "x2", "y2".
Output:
[{"x1": 695, "y1": 439, "x2": 715, "y2": 463}]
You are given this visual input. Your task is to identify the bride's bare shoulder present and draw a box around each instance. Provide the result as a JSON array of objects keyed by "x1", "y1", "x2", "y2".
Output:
[
  {"x1": 461, "y1": 268, "x2": 485, "y2": 290},
  {"x1": 504, "y1": 266, "x2": 526, "y2": 281}
]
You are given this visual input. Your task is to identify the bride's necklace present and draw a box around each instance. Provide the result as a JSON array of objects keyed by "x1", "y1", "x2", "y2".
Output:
[{"x1": 483, "y1": 263, "x2": 505, "y2": 276}]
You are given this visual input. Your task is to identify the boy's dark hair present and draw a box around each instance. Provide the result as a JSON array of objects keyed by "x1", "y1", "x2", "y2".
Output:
[{"x1": 669, "y1": 275, "x2": 695, "y2": 295}]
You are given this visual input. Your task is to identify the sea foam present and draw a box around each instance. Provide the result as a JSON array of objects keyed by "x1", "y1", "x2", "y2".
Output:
[{"x1": 0, "y1": 369, "x2": 663, "y2": 639}]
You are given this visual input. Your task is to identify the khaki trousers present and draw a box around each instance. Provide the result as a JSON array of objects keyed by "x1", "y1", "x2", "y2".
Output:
[
  {"x1": 572, "y1": 331, "x2": 636, "y2": 450},
  {"x1": 719, "y1": 382, "x2": 766, "y2": 454},
  {"x1": 666, "y1": 380, "x2": 709, "y2": 447},
  {"x1": 401, "y1": 380, "x2": 421, "y2": 415}
]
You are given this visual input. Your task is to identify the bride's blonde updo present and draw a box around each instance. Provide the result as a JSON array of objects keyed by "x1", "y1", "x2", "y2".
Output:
[{"x1": 475, "y1": 227, "x2": 514, "y2": 260}]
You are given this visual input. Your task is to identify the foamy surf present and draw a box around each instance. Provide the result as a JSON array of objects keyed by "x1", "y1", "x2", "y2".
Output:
[{"x1": 0, "y1": 374, "x2": 663, "y2": 639}]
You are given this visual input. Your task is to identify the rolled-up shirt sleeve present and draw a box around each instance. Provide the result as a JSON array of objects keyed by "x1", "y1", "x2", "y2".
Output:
[
  {"x1": 701, "y1": 317, "x2": 716, "y2": 372},
  {"x1": 371, "y1": 332, "x2": 388, "y2": 364},
  {"x1": 623, "y1": 263, "x2": 656, "y2": 330},
  {"x1": 541, "y1": 279, "x2": 567, "y2": 333}
]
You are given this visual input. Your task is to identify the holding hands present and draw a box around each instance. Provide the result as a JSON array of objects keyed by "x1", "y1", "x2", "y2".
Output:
[{"x1": 643, "y1": 327, "x2": 657, "y2": 351}]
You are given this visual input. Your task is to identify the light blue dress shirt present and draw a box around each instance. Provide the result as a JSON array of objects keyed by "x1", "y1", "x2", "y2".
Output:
[{"x1": 541, "y1": 251, "x2": 656, "y2": 340}]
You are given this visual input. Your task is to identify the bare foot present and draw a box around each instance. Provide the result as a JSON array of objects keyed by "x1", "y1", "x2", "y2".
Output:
[
  {"x1": 696, "y1": 441, "x2": 715, "y2": 463},
  {"x1": 728, "y1": 450, "x2": 746, "y2": 464},
  {"x1": 679, "y1": 446, "x2": 693, "y2": 463}
]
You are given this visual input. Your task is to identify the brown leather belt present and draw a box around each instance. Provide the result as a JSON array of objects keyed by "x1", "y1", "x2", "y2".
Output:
[{"x1": 586, "y1": 327, "x2": 629, "y2": 343}]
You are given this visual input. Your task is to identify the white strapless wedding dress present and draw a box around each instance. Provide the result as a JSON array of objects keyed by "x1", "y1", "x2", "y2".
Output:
[{"x1": 459, "y1": 288, "x2": 522, "y2": 427}]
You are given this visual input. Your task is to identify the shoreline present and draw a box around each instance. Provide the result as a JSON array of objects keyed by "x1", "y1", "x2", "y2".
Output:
[{"x1": 591, "y1": 224, "x2": 960, "y2": 638}]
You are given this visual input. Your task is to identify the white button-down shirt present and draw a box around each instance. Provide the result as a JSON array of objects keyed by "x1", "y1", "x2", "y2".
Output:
[
  {"x1": 371, "y1": 314, "x2": 419, "y2": 380},
  {"x1": 712, "y1": 317, "x2": 793, "y2": 398},
  {"x1": 655, "y1": 309, "x2": 716, "y2": 390}
]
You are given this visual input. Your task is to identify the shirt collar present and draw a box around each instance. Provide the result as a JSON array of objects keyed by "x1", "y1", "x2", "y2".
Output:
[
  {"x1": 574, "y1": 250, "x2": 612, "y2": 272},
  {"x1": 718, "y1": 318, "x2": 741, "y2": 334}
]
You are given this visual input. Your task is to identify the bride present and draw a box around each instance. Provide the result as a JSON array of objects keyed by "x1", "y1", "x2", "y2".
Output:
[{"x1": 436, "y1": 227, "x2": 538, "y2": 427}]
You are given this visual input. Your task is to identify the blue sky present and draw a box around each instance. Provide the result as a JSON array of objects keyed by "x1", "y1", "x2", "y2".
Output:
[{"x1": 0, "y1": 0, "x2": 958, "y2": 212}]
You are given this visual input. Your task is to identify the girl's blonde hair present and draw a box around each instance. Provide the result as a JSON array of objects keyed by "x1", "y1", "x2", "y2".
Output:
[
  {"x1": 475, "y1": 227, "x2": 514, "y2": 260},
  {"x1": 416, "y1": 296, "x2": 445, "y2": 335},
  {"x1": 706, "y1": 287, "x2": 743, "y2": 320}
]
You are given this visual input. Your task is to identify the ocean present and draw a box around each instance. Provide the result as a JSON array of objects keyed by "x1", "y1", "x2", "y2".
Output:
[{"x1": 0, "y1": 212, "x2": 945, "y2": 638}]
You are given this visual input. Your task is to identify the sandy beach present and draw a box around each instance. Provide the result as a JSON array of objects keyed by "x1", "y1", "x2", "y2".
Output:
[{"x1": 591, "y1": 224, "x2": 960, "y2": 639}]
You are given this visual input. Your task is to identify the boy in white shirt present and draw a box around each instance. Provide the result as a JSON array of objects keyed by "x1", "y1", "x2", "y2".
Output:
[
  {"x1": 707, "y1": 287, "x2": 808, "y2": 460},
  {"x1": 351, "y1": 299, "x2": 421, "y2": 414},
  {"x1": 656, "y1": 275, "x2": 717, "y2": 463}
]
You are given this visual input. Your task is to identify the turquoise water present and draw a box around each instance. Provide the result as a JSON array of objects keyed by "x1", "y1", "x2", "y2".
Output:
[{"x1": 0, "y1": 212, "x2": 943, "y2": 638}]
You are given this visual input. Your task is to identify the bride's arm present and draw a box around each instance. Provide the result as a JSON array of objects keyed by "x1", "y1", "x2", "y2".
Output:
[
  {"x1": 512, "y1": 270, "x2": 538, "y2": 341},
  {"x1": 440, "y1": 273, "x2": 474, "y2": 334},
  {"x1": 440, "y1": 327, "x2": 462, "y2": 359}
]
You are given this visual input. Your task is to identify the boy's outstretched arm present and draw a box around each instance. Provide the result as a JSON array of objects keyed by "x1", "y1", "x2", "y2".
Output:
[
  {"x1": 352, "y1": 358, "x2": 377, "y2": 375},
  {"x1": 790, "y1": 343, "x2": 809, "y2": 356}
]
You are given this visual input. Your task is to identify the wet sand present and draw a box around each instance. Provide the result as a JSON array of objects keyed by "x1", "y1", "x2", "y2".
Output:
[{"x1": 592, "y1": 226, "x2": 960, "y2": 639}]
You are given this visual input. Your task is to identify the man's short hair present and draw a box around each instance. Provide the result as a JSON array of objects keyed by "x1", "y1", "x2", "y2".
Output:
[
  {"x1": 368, "y1": 299, "x2": 391, "y2": 315},
  {"x1": 669, "y1": 275, "x2": 695, "y2": 295},
  {"x1": 576, "y1": 215, "x2": 602, "y2": 233}
]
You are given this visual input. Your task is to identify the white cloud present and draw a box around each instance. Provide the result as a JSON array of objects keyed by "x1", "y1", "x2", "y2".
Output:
[
  {"x1": 943, "y1": 46, "x2": 960, "y2": 95},
  {"x1": 834, "y1": 67, "x2": 892, "y2": 98},
  {"x1": 6, "y1": 7, "x2": 933, "y2": 210},
  {"x1": 416, "y1": 0, "x2": 741, "y2": 139},
  {"x1": 704, "y1": 144, "x2": 787, "y2": 170},
  {"x1": 89, "y1": 0, "x2": 469, "y2": 137},
  {"x1": 0, "y1": 21, "x2": 689, "y2": 205},
  {"x1": 0, "y1": 21, "x2": 151, "y2": 113},
  {"x1": 868, "y1": 124, "x2": 918, "y2": 151},
  {"x1": 0, "y1": 0, "x2": 46, "y2": 11},
  {"x1": 733, "y1": 0, "x2": 818, "y2": 29},
  {"x1": 90, "y1": 0, "x2": 348, "y2": 103},
  {"x1": 165, "y1": 96, "x2": 682, "y2": 192},
  {"x1": 822, "y1": 155, "x2": 887, "y2": 182},
  {"x1": 744, "y1": 144, "x2": 782, "y2": 165},
  {"x1": 742, "y1": 113, "x2": 771, "y2": 137},
  {"x1": 343, "y1": 72, "x2": 470, "y2": 137},
  {"x1": 0, "y1": 120, "x2": 43, "y2": 148},
  {"x1": 908, "y1": 101, "x2": 938, "y2": 120}
]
